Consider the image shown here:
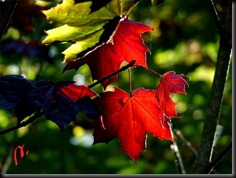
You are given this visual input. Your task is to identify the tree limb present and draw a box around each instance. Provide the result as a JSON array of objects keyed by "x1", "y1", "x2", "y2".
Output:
[
  {"x1": 0, "y1": 61, "x2": 136, "y2": 135},
  {"x1": 193, "y1": 0, "x2": 232, "y2": 173},
  {"x1": 0, "y1": 111, "x2": 43, "y2": 136},
  {"x1": 88, "y1": 60, "x2": 135, "y2": 88},
  {"x1": 175, "y1": 130, "x2": 198, "y2": 157}
]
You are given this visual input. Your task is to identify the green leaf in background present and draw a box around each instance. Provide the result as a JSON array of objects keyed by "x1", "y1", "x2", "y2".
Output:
[
  {"x1": 151, "y1": 0, "x2": 164, "y2": 6},
  {"x1": 42, "y1": 0, "x2": 139, "y2": 62}
]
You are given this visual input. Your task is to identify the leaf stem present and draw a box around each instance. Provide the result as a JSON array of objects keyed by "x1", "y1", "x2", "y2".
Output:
[
  {"x1": 128, "y1": 68, "x2": 132, "y2": 94},
  {"x1": 88, "y1": 60, "x2": 135, "y2": 88},
  {"x1": 123, "y1": 0, "x2": 141, "y2": 17},
  {"x1": 147, "y1": 67, "x2": 162, "y2": 77}
]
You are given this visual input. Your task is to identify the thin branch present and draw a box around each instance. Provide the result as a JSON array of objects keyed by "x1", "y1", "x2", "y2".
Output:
[
  {"x1": 175, "y1": 130, "x2": 220, "y2": 174},
  {"x1": 0, "y1": 111, "x2": 43, "y2": 136},
  {"x1": 0, "y1": 61, "x2": 136, "y2": 135},
  {"x1": 207, "y1": 0, "x2": 230, "y2": 45},
  {"x1": 170, "y1": 141, "x2": 186, "y2": 174},
  {"x1": 0, "y1": 131, "x2": 17, "y2": 174},
  {"x1": 0, "y1": 146, "x2": 14, "y2": 174},
  {"x1": 208, "y1": 141, "x2": 232, "y2": 173},
  {"x1": 88, "y1": 60, "x2": 135, "y2": 88},
  {"x1": 175, "y1": 130, "x2": 198, "y2": 157},
  {"x1": 0, "y1": 0, "x2": 19, "y2": 39}
]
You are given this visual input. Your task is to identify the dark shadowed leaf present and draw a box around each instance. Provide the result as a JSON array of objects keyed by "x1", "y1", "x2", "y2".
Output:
[
  {"x1": 14, "y1": 81, "x2": 54, "y2": 122},
  {"x1": 0, "y1": 75, "x2": 34, "y2": 110},
  {"x1": 0, "y1": 76, "x2": 98, "y2": 127},
  {"x1": 44, "y1": 94, "x2": 78, "y2": 129},
  {"x1": 44, "y1": 83, "x2": 99, "y2": 129}
]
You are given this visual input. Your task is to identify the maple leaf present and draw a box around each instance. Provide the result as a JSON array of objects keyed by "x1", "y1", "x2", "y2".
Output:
[
  {"x1": 15, "y1": 80, "x2": 54, "y2": 122},
  {"x1": 57, "y1": 82, "x2": 100, "y2": 119},
  {"x1": 93, "y1": 72, "x2": 188, "y2": 161},
  {"x1": 64, "y1": 19, "x2": 153, "y2": 88},
  {"x1": 0, "y1": 76, "x2": 54, "y2": 123},
  {"x1": 93, "y1": 87, "x2": 172, "y2": 162},
  {"x1": 42, "y1": 0, "x2": 139, "y2": 61},
  {"x1": 44, "y1": 83, "x2": 99, "y2": 129},
  {"x1": 0, "y1": 75, "x2": 34, "y2": 110},
  {"x1": 0, "y1": 76, "x2": 99, "y2": 128},
  {"x1": 156, "y1": 71, "x2": 188, "y2": 121}
]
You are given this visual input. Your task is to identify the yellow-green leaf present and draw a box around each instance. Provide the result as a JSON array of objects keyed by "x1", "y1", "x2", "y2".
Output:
[{"x1": 42, "y1": 0, "x2": 139, "y2": 62}]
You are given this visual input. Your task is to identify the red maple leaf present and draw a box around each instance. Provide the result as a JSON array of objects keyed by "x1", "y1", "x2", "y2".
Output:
[
  {"x1": 93, "y1": 71, "x2": 188, "y2": 162},
  {"x1": 64, "y1": 19, "x2": 153, "y2": 88},
  {"x1": 43, "y1": 82, "x2": 99, "y2": 129},
  {"x1": 156, "y1": 71, "x2": 188, "y2": 122},
  {"x1": 57, "y1": 83, "x2": 97, "y2": 102}
]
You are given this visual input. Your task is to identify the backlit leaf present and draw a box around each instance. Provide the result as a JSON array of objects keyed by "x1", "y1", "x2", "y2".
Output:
[
  {"x1": 93, "y1": 87, "x2": 172, "y2": 162},
  {"x1": 42, "y1": 0, "x2": 139, "y2": 61},
  {"x1": 64, "y1": 19, "x2": 153, "y2": 88},
  {"x1": 93, "y1": 71, "x2": 188, "y2": 161},
  {"x1": 156, "y1": 71, "x2": 188, "y2": 120}
]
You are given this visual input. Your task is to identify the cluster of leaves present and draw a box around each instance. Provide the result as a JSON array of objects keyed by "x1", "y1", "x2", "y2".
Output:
[
  {"x1": 0, "y1": 75, "x2": 99, "y2": 129},
  {"x1": 0, "y1": 0, "x2": 188, "y2": 162}
]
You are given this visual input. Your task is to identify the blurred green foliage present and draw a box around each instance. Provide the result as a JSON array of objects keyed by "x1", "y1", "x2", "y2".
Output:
[{"x1": 0, "y1": 0, "x2": 232, "y2": 174}]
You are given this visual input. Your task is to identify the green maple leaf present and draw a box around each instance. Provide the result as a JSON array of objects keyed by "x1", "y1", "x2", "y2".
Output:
[{"x1": 42, "y1": 0, "x2": 139, "y2": 62}]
